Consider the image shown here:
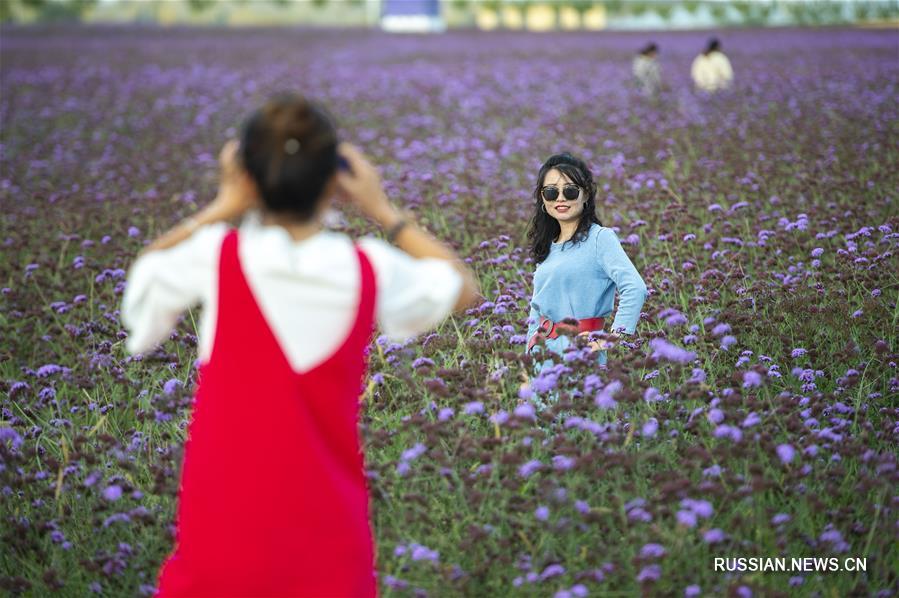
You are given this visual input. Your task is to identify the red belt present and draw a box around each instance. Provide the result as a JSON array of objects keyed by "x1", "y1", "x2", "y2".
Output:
[{"x1": 527, "y1": 316, "x2": 605, "y2": 352}]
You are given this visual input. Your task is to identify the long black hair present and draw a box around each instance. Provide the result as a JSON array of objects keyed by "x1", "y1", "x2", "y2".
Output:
[{"x1": 527, "y1": 152, "x2": 601, "y2": 263}]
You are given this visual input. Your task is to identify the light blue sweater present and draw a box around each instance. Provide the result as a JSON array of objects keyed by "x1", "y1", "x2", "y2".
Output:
[{"x1": 527, "y1": 223, "x2": 648, "y2": 356}]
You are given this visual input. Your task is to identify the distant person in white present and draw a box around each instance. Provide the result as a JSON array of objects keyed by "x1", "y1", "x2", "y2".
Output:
[
  {"x1": 691, "y1": 37, "x2": 733, "y2": 92},
  {"x1": 632, "y1": 42, "x2": 662, "y2": 96}
]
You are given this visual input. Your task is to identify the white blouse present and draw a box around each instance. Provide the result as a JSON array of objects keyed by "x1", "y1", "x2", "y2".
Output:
[
  {"x1": 690, "y1": 51, "x2": 734, "y2": 92},
  {"x1": 121, "y1": 212, "x2": 463, "y2": 371}
]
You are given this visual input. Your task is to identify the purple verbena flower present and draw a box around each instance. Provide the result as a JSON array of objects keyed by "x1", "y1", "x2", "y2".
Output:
[
  {"x1": 639, "y1": 543, "x2": 666, "y2": 559},
  {"x1": 518, "y1": 459, "x2": 542, "y2": 478},
  {"x1": 681, "y1": 498, "x2": 714, "y2": 519},
  {"x1": 713, "y1": 425, "x2": 742, "y2": 442},
  {"x1": 776, "y1": 444, "x2": 796, "y2": 464},
  {"x1": 553, "y1": 455, "x2": 575, "y2": 471},
  {"x1": 772, "y1": 513, "x2": 791, "y2": 525},
  {"x1": 703, "y1": 528, "x2": 726, "y2": 544},
  {"x1": 676, "y1": 510, "x2": 697, "y2": 527},
  {"x1": 401, "y1": 443, "x2": 427, "y2": 462},
  {"x1": 102, "y1": 485, "x2": 123, "y2": 501},
  {"x1": 0, "y1": 427, "x2": 23, "y2": 450},
  {"x1": 742, "y1": 371, "x2": 763, "y2": 388},
  {"x1": 463, "y1": 401, "x2": 484, "y2": 415},
  {"x1": 163, "y1": 378, "x2": 182, "y2": 395},
  {"x1": 711, "y1": 323, "x2": 731, "y2": 337},
  {"x1": 513, "y1": 403, "x2": 536, "y2": 420},
  {"x1": 642, "y1": 418, "x2": 659, "y2": 438},
  {"x1": 637, "y1": 564, "x2": 661, "y2": 583},
  {"x1": 540, "y1": 564, "x2": 565, "y2": 581},
  {"x1": 595, "y1": 380, "x2": 622, "y2": 409},
  {"x1": 649, "y1": 338, "x2": 696, "y2": 363}
]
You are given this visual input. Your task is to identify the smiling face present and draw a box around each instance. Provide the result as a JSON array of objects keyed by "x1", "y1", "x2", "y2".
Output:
[{"x1": 541, "y1": 168, "x2": 585, "y2": 224}]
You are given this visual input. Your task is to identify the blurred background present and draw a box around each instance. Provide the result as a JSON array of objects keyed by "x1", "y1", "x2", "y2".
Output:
[{"x1": 2, "y1": 0, "x2": 898, "y2": 30}]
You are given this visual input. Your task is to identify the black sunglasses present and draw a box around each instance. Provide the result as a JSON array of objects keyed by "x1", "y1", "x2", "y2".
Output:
[{"x1": 541, "y1": 184, "x2": 581, "y2": 202}]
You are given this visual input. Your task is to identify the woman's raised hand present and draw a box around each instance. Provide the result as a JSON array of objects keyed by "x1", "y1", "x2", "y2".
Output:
[
  {"x1": 138, "y1": 140, "x2": 259, "y2": 255},
  {"x1": 334, "y1": 143, "x2": 399, "y2": 227},
  {"x1": 209, "y1": 139, "x2": 260, "y2": 221},
  {"x1": 335, "y1": 142, "x2": 481, "y2": 312}
]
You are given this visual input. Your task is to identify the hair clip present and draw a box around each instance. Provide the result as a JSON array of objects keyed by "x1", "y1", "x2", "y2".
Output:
[{"x1": 284, "y1": 138, "x2": 301, "y2": 155}]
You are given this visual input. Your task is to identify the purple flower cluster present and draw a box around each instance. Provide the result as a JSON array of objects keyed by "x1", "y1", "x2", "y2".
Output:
[{"x1": 1, "y1": 24, "x2": 896, "y2": 598}]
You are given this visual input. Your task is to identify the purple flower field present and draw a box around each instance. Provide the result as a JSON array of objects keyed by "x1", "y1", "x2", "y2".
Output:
[{"x1": 1, "y1": 26, "x2": 898, "y2": 596}]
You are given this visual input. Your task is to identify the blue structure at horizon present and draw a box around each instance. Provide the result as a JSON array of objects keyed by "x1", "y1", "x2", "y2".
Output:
[{"x1": 381, "y1": 0, "x2": 440, "y2": 18}]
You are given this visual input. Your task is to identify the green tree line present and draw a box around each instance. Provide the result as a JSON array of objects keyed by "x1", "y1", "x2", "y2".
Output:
[{"x1": 1, "y1": 0, "x2": 897, "y2": 26}]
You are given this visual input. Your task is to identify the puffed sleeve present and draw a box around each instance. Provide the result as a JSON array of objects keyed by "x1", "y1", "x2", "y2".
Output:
[
  {"x1": 718, "y1": 53, "x2": 734, "y2": 86},
  {"x1": 690, "y1": 55, "x2": 703, "y2": 87},
  {"x1": 595, "y1": 227, "x2": 648, "y2": 335},
  {"x1": 357, "y1": 237, "x2": 463, "y2": 341},
  {"x1": 121, "y1": 223, "x2": 227, "y2": 354}
]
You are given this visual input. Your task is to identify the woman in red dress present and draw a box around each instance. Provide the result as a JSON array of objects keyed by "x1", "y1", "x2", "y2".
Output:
[{"x1": 122, "y1": 94, "x2": 479, "y2": 597}]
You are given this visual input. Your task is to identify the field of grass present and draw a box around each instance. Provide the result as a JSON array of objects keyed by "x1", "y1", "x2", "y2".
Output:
[{"x1": 1, "y1": 26, "x2": 897, "y2": 596}]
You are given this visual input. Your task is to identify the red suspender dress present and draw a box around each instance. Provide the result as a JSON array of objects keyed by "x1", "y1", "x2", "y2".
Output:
[{"x1": 156, "y1": 229, "x2": 379, "y2": 597}]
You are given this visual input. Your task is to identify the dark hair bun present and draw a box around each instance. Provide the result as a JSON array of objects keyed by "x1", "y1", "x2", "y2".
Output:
[{"x1": 240, "y1": 93, "x2": 339, "y2": 221}]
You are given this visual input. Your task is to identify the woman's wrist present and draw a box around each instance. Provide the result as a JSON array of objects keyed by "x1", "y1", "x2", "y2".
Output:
[
  {"x1": 372, "y1": 202, "x2": 403, "y2": 230},
  {"x1": 182, "y1": 216, "x2": 200, "y2": 236},
  {"x1": 198, "y1": 194, "x2": 242, "y2": 224},
  {"x1": 385, "y1": 218, "x2": 408, "y2": 244},
  {"x1": 140, "y1": 211, "x2": 207, "y2": 256}
]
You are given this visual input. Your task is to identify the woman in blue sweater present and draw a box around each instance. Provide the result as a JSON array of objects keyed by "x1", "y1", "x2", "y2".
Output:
[{"x1": 525, "y1": 153, "x2": 647, "y2": 368}]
